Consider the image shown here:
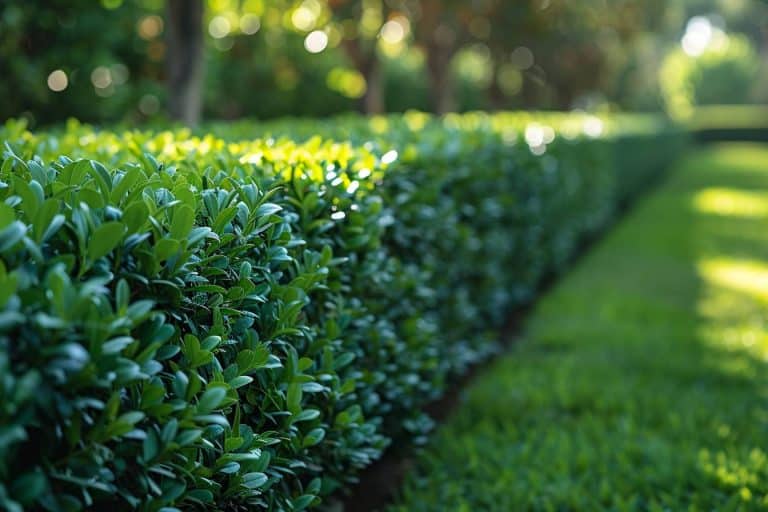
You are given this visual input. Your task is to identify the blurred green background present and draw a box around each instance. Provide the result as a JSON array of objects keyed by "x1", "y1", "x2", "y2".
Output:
[{"x1": 2, "y1": 0, "x2": 767, "y2": 126}]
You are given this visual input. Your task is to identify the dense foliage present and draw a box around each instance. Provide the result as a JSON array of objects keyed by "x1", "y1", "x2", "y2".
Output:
[
  {"x1": 391, "y1": 144, "x2": 768, "y2": 511},
  {"x1": 0, "y1": 113, "x2": 684, "y2": 511}
]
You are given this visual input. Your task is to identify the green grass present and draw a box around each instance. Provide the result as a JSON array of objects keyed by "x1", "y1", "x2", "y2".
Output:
[{"x1": 389, "y1": 144, "x2": 768, "y2": 511}]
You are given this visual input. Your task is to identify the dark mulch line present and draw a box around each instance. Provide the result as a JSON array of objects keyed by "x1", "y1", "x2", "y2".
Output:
[{"x1": 336, "y1": 307, "x2": 529, "y2": 512}]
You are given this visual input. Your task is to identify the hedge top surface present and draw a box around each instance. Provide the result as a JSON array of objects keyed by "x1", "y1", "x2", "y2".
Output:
[{"x1": 3, "y1": 110, "x2": 672, "y2": 156}]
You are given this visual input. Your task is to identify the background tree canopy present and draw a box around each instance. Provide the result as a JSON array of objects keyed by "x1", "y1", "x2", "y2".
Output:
[{"x1": 1, "y1": 0, "x2": 766, "y2": 126}]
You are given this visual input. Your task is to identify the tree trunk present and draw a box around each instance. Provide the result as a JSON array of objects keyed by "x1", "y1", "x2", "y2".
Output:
[
  {"x1": 360, "y1": 58, "x2": 384, "y2": 115},
  {"x1": 555, "y1": 83, "x2": 574, "y2": 111},
  {"x1": 342, "y1": 38, "x2": 385, "y2": 115},
  {"x1": 166, "y1": 0, "x2": 204, "y2": 125},
  {"x1": 417, "y1": 0, "x2": 458, "y2": 115},
  {"x1": 426, "y1": 44, "x2": 456, "y2": 115},
  {"x1": 487, "y1": 61, "x2": 505, "y2": 111},
  {"x1": 521, "y1": 72, "x2": 540, "y2": 109}
]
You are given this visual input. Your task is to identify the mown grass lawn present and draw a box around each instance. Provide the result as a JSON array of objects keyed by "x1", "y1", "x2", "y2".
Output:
[{"x1": 390, "y1": 144, "x2": 768, "y2": 511}]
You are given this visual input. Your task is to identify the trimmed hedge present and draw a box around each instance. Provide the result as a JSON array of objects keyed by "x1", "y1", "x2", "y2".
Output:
[
  {"x1": 0, "y1": 113, "x2": 685, "y2": 511},
  {"x1": 686, "y1": 105, "x2": 768, "y2": 143}
]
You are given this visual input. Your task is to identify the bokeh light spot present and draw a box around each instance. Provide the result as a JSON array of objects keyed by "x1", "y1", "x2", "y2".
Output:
[
  {"x1": 326, "y1": 67, "x2": 366, "y2": 98},
  {"x1": 304, "y1": 30, "x2": 328, "y2": 54},
  {"x1": 381, "y1": 19, "x2": 406, "y2": 44},
  {"x1": 91, "y1": 66, "x2": 112, "y2": 89},
  {"x1": 240, "y1": 13, "x2": 260, "y2": 35},
  {"x1": 139, "y1": 94, "x2": 160, "y2": 115},
  {"x1": 381, "y1": 150, "x2": 399, "y2": 165},
  {"x1": 682, "y1": 16, "x2": 714, "y2": 57},
  {"x1": 292, "y1": 6, "x2": 316, "y2": 31},
  {"x1": 111, "y1": 63, "x2": 129, "y2": 85},
  {"x1": 498, "y1": 65, "x2": 523, "y2": 96},
  {"x1": 583, "y1": 117, "x2": 604, "y2": 137},
  {"x1": 137, "y1": 15, "x2": 163, "y2": 40},
  {"x1": 209, "y1": 16, "x2": 231, "y2": 39},
  {"x1": 47, "y1": 70, "x2": 68, "y2": 92},
  {"x1": 511, "y1": 46, "x2": 534, "y2": 70}
]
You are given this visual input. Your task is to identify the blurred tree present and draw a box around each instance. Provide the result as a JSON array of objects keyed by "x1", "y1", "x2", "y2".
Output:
[
  {"x1": 323, "y1": 0, "x2": 483, "y2": 114},
  {"x1": 0, "y1": 0, "x2": 154, "y2": 125},
  {"x1": 326, "y1": 0, "x2": 391, "y2": 113},
  {"x1": 167, "y1": 0, "x2": 205, "y2": 125},
  {"x1": 407, "y1": 0, "x2": 473, "y2": 114},
  {"x1": 475, "y1": 0, "x2": 669, "y2": 110},
  {"x1": 1, "y1": 0, "x2": 766, "y2": 123},
  {"x1": 476, "y1": 0, "x2": 548, "y2": 110}
]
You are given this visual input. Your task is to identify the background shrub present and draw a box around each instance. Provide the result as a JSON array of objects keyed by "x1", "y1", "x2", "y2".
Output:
[{"x1": 660, "y1": 33, "x2": 759, "y2": 119}]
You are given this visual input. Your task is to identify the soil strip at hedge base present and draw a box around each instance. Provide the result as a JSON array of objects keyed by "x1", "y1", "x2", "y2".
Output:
[{"x1": 337, "y1": 301, "x2": 529, "y2": 512}]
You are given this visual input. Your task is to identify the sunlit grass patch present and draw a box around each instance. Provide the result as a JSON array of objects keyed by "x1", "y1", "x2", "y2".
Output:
[
  {"x1": 697, "y1": 257, "x2": 768, "y2": 367},
  {"x1": 698, "y1": 257, "x2": 768, "y2": 304},
  {"x1": 693, "y1": 187, "x2": 768, "y2": 218}
]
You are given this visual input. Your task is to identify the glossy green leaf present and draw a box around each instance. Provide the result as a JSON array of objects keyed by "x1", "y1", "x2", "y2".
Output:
[{"x1": 88, "y1": 221, "x2": 126, "y2": 260}]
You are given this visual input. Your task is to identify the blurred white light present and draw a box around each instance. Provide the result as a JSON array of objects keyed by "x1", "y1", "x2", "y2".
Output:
[
  {"x1": 542, "y1": 126, "x2": 555, "y2": 144},
  {"x1": 583, "y1": 117, "x2": 604, "y2": 137},
  {"x1": 681, "y1": 16, "x2": 713, "y2": 57},
  {"x1": 47, "y1": 70, "x2": 68, "y2": 92},
  {"x1": 241, "y1": 13, "x2": 261, "y2": 35},
  {"x1": 240, "y1": 152, "x2": 263, "y2": 164},
  {"x1": 292, "y1": 6, "x2": 316, "y2": 31},
  {"x1": 525, "y1": 124, "x2": 545, "y2": 147},
  {"x1": 346, "y1": 181, "x2": 360, "y2": 194},
  {"x1": 380, "y1": 20, "x2": 406, "y2": 44},
  {"x1": 381, "y1": 150, "x2": 398, "y2": 164},
  {"x1": 304, "y1": 30, "x2": 328, "y2": 53},
  {"x1": 209, "y1": 16, "x2": 231, "y2": 39},
  {"x1": 91, "y1": 66, "x2": 112, "y2": 89},
  {"x1": 331, "y1": 211, "x2": 346, "y2": 220}
]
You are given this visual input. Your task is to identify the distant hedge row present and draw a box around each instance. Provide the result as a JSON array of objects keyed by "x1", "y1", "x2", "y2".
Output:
[{"x1": 0, "y1": 113, "x2": 685, "y2": 511}]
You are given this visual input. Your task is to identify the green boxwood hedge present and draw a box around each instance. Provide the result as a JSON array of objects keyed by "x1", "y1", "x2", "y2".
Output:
[
  {"x1": 686, "y1": 105, "x2": 768, "y2": 143},
  {"x1": 0, "y1": 113, "x2": 685, "y2": 511}
]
